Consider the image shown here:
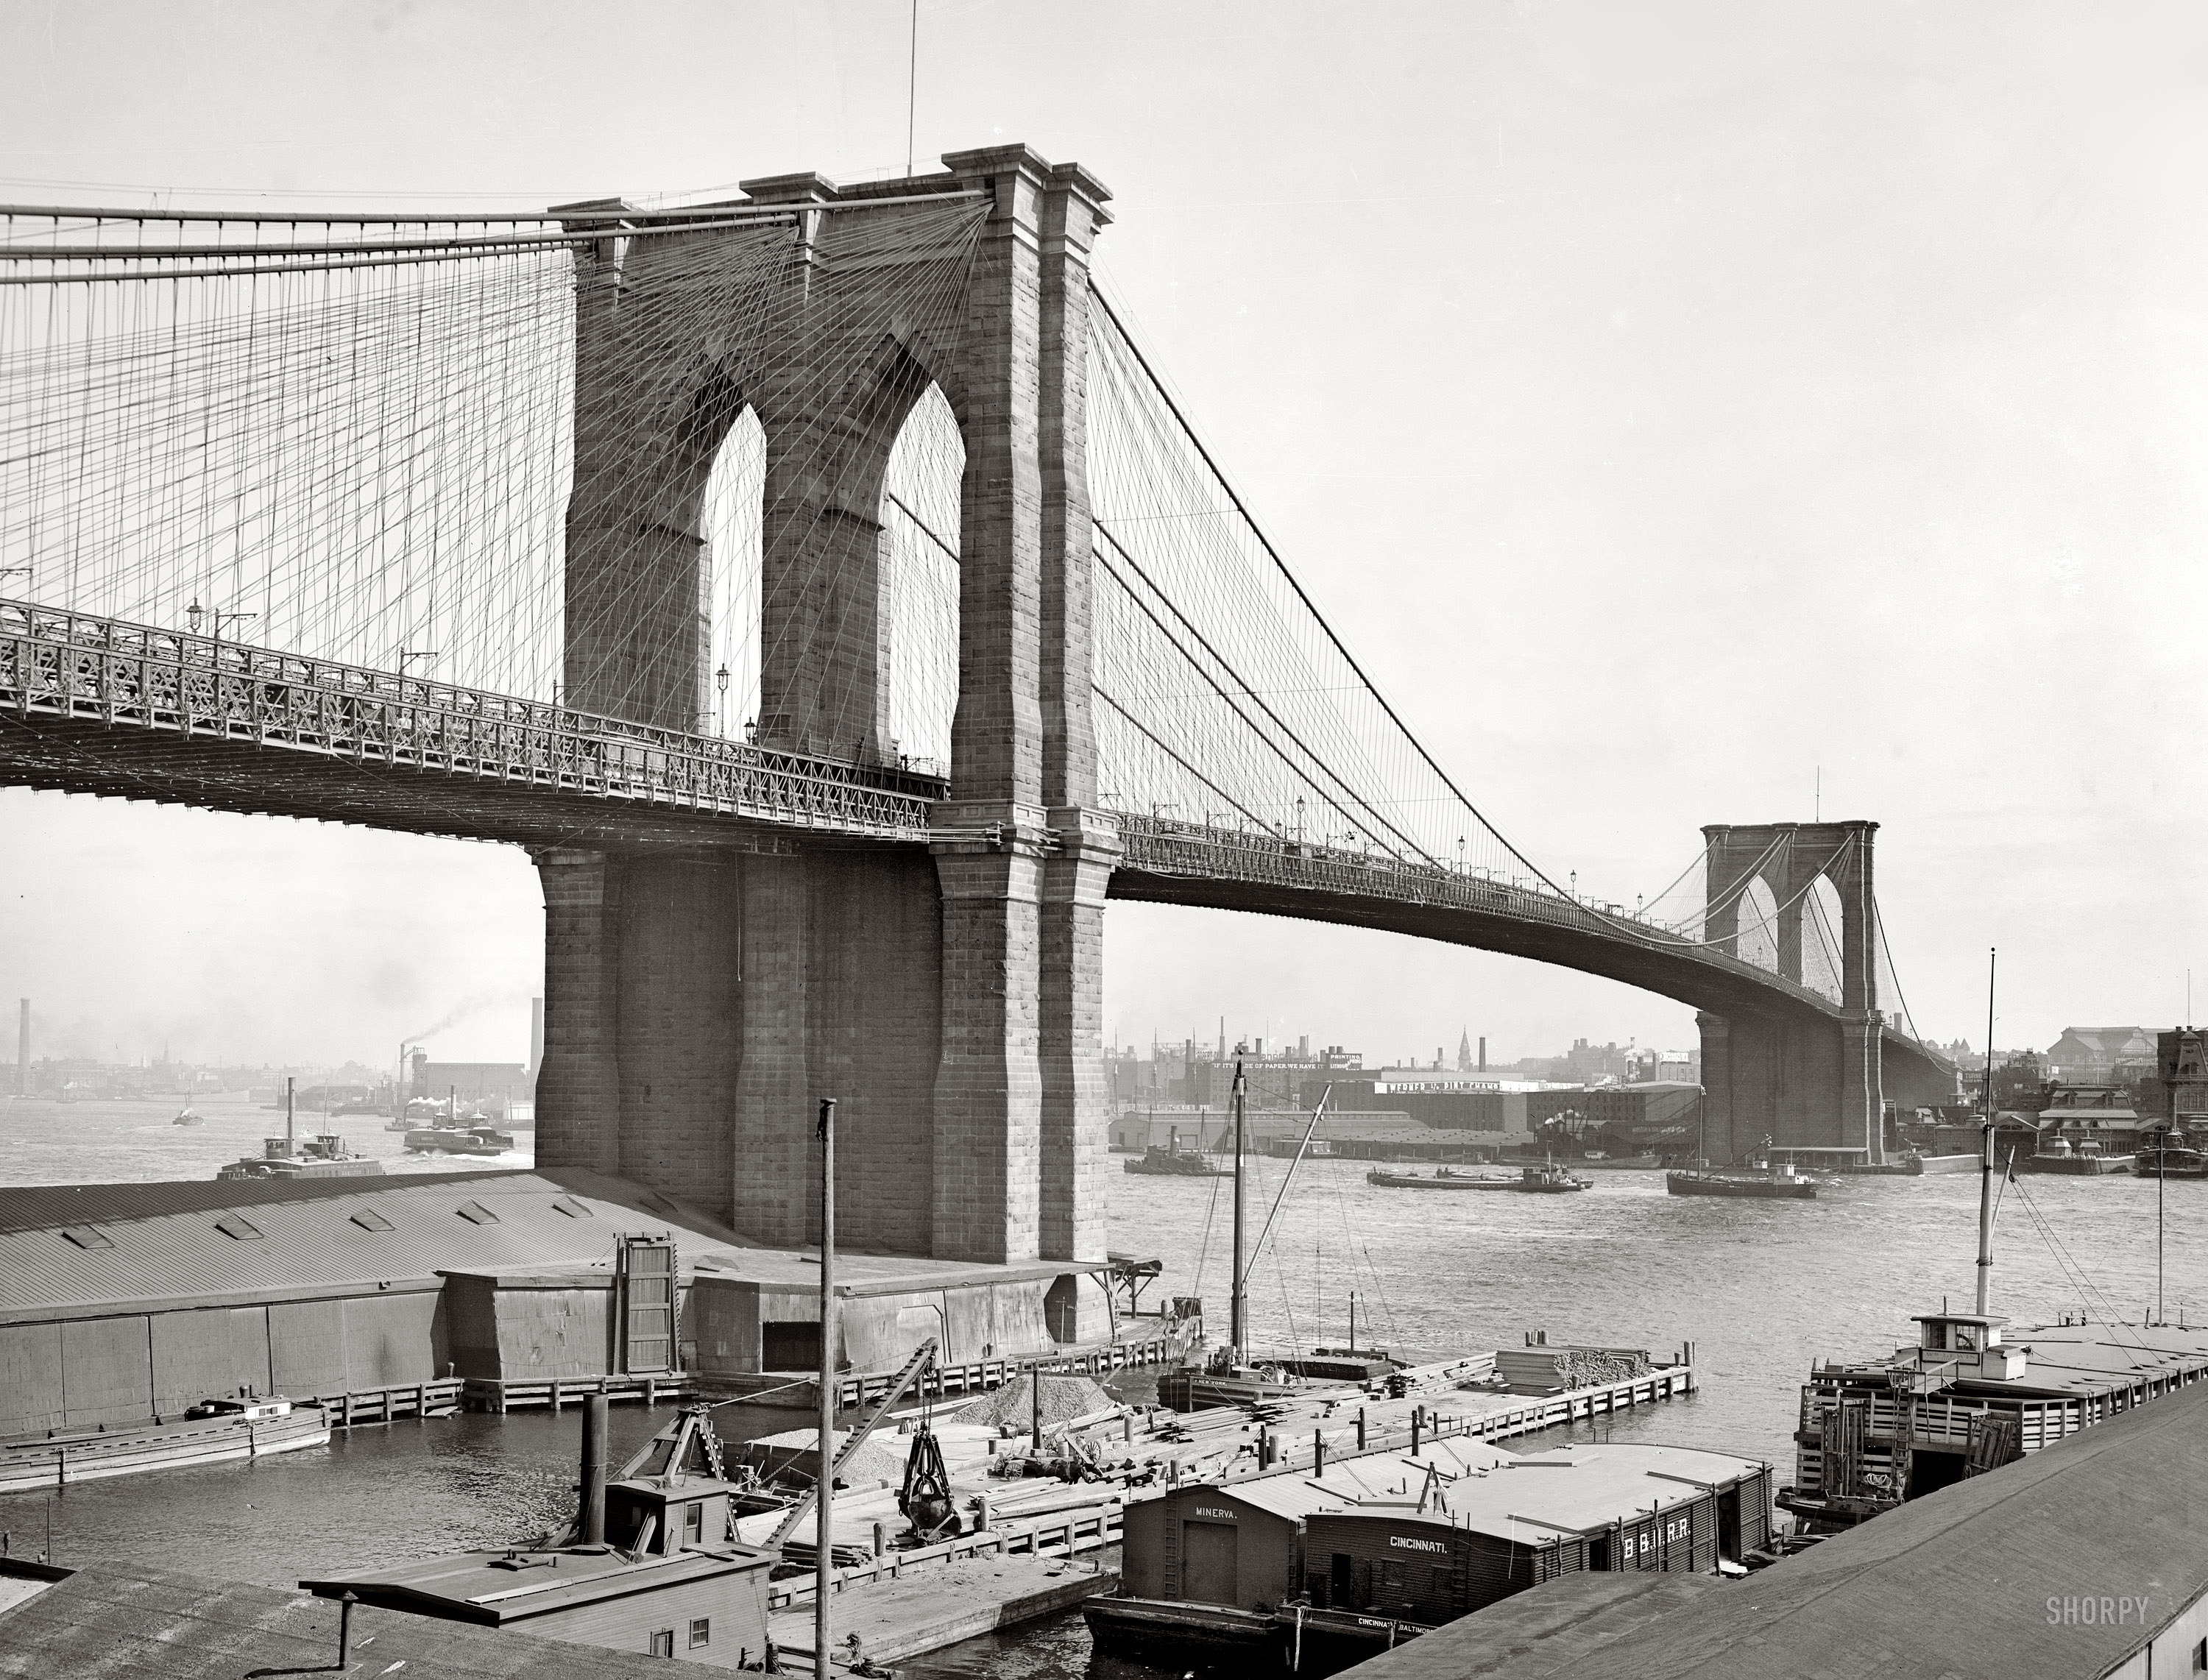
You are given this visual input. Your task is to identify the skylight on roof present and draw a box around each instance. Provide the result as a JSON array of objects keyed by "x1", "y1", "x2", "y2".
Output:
[
  {"x1": 455, "y1": 1202, "x2": 499, "y2": 1225},
  {"x1": 350, "y1": 1208, "x2": 395, "y2": 1232},
  {"x1": 60, "y1": 1226, "x2": 112, "y2": 1250},
  {"x1": 552, "y1": 1197, "x2": 594, "y2": 1219},
  {"x1": 213, "y1": 1214, "x2": 263, "y2": 1241}
]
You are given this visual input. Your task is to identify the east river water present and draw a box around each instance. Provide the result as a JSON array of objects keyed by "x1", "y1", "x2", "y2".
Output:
[{"x1": 4, "y1": 1096, "x2": 2203, "y2": 1676}]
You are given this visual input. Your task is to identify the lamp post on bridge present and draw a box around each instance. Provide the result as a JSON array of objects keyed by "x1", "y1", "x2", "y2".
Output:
[
  {"x1": 715, "y1": 662, "x2": 729, "y2": 737},
  {"x1": 185, "y1": 598, "x2": 258, "y2": 718}
]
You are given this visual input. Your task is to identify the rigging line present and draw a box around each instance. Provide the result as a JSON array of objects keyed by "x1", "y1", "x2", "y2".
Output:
[
  {"x1": 1094, "y1": 519, "x2": 1434, "y2": 863},
  {"x1": 2003, "y1": 1175, "x2": 2156, "y2": 1364},
  {"x1": 1191, "y1": 1164, "x2": 1224, "y2": 1302},
  {"x1": 1091, "y1": 289, "x2": 1565, "y2": 893}
]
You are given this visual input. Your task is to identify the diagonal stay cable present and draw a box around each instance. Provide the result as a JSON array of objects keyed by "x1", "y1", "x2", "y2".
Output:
[
  {"x1": 1092, "y1": 681, "x2": 1271, "y2": 832},
  {"x1": 1094, "y1": 518, "x2": 1433, "y2": 864},
  {"x1": 1092, "y1": 288, "x2": 1563, "y2": 888}
]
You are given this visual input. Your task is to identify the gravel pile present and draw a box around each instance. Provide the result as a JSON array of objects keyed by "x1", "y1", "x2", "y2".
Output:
[
  {"x1": 737, "y1": 1427, "x2": 907, "y2": 1489},
  {"x1": 954, "y1": 1372, "x2": 1114, "y2": 1431}
]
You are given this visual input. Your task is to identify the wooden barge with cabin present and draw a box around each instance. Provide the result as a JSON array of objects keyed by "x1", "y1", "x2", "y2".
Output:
[
  {"x1": 1780, "y1": 1113, "x2": 2208, "y2": 1532},
  {"x1": 0, "y1": 1394, "x2": 328, "y2": 1495},
  {"x1": 1089, "y1": 1435, "x2": 1772, "y2": 1673},
  {"x1": 1779, "y1": 1311, "x2": 2208, "y2": 1531}
]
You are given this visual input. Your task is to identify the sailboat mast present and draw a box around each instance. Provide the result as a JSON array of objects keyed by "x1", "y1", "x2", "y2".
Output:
[
  {"x1": 1976, "y1": 949, "x2": 1997, "y2": 1316},
  {"x1": 1230, "y1": 1054, "x2": 1248, "y2": 1367}
]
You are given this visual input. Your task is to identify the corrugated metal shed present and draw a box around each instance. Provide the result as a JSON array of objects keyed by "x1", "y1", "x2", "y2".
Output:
[{"x1": 0, "y1": 1560, "x2": 679, "y2": 1678}]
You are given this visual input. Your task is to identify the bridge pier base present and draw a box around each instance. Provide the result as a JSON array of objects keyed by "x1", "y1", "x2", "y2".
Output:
[
  {"x1": 534, "y1": 849, "x2": 624, "y2": 1177},
  {"x1": 1038, "y1": 812, "x2": 1119, "y2": 1341},
  {"x1": 1696, "y1": 1007, "x2": 1883, "y2": 1163}
]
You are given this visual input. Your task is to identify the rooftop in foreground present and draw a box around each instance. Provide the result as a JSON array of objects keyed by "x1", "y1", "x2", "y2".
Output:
[
  {"x1": 1343, "y1": 1374, "x2": 2208, "y2": 1680},
  {"x1": 0, "y1": 1560, "x2": 678, "y2": 1678}
]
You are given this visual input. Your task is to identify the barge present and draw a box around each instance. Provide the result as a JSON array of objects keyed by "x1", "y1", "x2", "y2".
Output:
[
  {"x1": 1087, "y1": 1435, "x2": 1772, "y2": 1675},
  {"x1": 1780, "y1": 1117, "x2": 2208, "y2": 1532},
  {"x1": 0, "y1": 1394, "x2": 328, "y2": 1495},
  {"x1": 1666, "y1": 1162, "x2": 1816, "y2": 1199},
  {"x1": 1365, "y1": 1163, "x2": 1590, "y2": 1193}
]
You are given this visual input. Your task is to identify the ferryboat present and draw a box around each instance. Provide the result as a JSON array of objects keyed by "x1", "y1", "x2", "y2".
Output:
[
  {"x1": 1365, "y1": 1162, "x2": 1590, "y2": 1193},
  {"x1": 2017, "y1": 1133, "x2": 2133, "y2": 1175},
  {"x1": 218, "y1": 1133, "x2": 383, "y2": 1180},
  {"x1": 0, "y1": 1392, "x2": 328, "y2": 1495},
  {"x1": 403, "y1": 1121, "x2": 512, "y2": 1155},
  {"x1": 2135, "y1": 1124, "x2": 2208, "y2": 1180}
]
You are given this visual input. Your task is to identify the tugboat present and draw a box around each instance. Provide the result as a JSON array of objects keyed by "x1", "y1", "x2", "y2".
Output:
[
  {"x1": 170, "y1": 1106, "x2": 204, "y2": 1126},
  {"x1": 1366, "y1": 1161, "x2": 1591, "y2": 1193},
  {"x1": 1124, "y1": 1130, "x2": 1232, "y2": 1177}
]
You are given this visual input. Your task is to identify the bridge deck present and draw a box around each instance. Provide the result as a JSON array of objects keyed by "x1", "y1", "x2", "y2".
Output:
[{"x1": 0, "y1": 598, "x2": 1951, "y2": 1077}]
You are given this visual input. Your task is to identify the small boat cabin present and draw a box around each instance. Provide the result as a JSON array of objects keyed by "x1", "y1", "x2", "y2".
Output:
[{"x1": 304, "y1": 1470, "x2": 775, "y2": 1667}]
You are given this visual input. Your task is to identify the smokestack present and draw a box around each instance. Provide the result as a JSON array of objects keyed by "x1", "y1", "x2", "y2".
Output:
[
  {"x1": 14, "y1": 999, "x2": 25, "y2": 1097},
  {"x1": 1218, "y1": 1016, "x2": 1225, "y2": 1060},
  {"x1": 1479, "y1": 1037, "x2": 1487, "y2": 1072},
  {"x1": 528, "y1": 996, "x2": 545, "y2": 1079}
]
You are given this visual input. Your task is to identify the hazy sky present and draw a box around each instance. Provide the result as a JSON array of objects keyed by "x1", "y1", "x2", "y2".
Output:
[{"x1": 3, "y1": 1, "x2": 2204, "y2": 1071}]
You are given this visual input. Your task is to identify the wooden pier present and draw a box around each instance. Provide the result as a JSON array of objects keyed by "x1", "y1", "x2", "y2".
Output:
[
  {"x1": 305, "y1": 1378, "x2": 463, "y2": 1427},
  {"x1": 460, "y1": 1372, "x2": 698, "y2": 1414},
  {"x1": 701, "y1": 1331, "x2": 1185, "y2": 1411},
  {"x1": 746, "y1": 1358, "x2": 1698, "y2": 1670}
]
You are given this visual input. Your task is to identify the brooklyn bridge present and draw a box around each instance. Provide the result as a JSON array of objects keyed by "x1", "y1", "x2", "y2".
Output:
[{"x1": 0, "y1": 146, "x2": 1953, "y2": 1316}]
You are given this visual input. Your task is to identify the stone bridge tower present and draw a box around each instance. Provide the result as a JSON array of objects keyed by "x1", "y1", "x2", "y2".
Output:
[
  {"x1": 1695, "y1": 820, "x2": 1883, "y2": 1163},
  {"x1": 531, "y1": 146, "x2": 1117, "y2": 1335}
]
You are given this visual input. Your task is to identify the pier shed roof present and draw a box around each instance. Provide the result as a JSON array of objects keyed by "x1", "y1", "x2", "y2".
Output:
[
  {"x1": 0, "y1": 1169, "x2": 765, "y2": 1322},
  {"x1": 0, "y1": 1168, "x2": 1114, "y2": 1328},
  {"x1": 1343, "y1": 1375, "x2": 2208, "y2": 1680}
]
